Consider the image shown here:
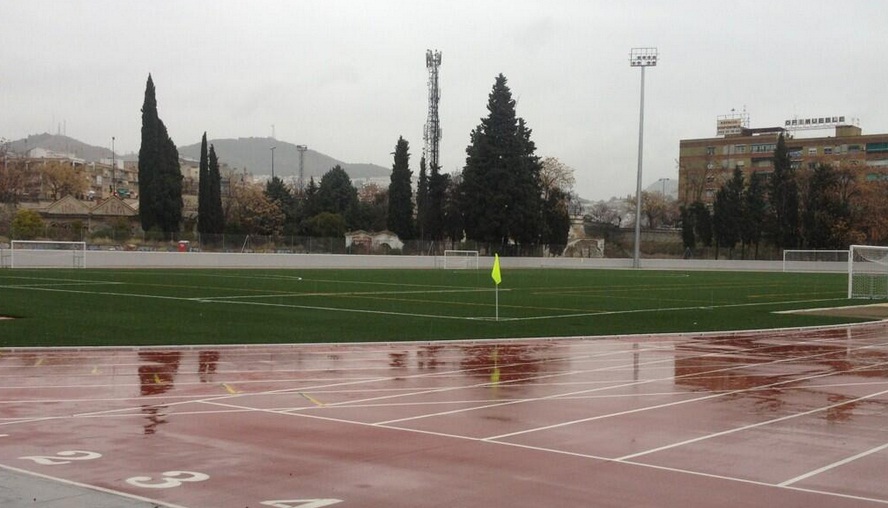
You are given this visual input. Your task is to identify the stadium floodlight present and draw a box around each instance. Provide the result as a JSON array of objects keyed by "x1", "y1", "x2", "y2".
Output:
[{"x1": 629, "y1": 47, "x2": 658, "y2": 269}]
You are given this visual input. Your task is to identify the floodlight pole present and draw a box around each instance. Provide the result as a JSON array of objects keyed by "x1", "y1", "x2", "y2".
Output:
[
  {"x1": 111, "y1": 136, "x2": 116, "y2": 197},
  {"x1": 629, "y1": 47, "x2": 657, "y2": 269},
  {"x1": 270, "y1": 146, "x2": 276, "y2": 180},
  {"x1": 296, "y1": 144, "x2": 308, "y2": 190}
]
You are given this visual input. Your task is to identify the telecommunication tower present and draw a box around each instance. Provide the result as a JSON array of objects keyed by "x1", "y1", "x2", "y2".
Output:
[{"x1": 424, "y1": 49, "x2": 442, "y2": 169}]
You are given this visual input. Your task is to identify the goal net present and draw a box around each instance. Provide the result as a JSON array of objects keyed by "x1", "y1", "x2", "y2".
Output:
[
  {"x1": 7, "y1": 240, "x2": 87, "y2": 269},
  {"x1": 782, "y1": 249, "x2": 849, "y2": 273},
  {"x1": 442, "y1": 250, "x2": 480, "y2": 269},
  {"x1": 848, "y1": 245, "x2": 888, "y2": 299}
]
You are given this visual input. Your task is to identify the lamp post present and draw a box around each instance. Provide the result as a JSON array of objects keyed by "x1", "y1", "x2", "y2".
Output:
[
  {"x1": 111, "y1": 136, "x2": 116, "y2": 197},
  {"x1": 270, "y1": 146, "x2": 276, "y2": 180},
  {"x1": 629, "y1": 47, "x2": 658, "y2": 269},
  {"x1": 296, "y1": 145, "x2": 307, "y2": 190}
]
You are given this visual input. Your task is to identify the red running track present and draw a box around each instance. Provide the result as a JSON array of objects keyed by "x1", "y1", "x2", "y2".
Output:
[{"x1": 3, "y1": 322, "x2": 888, "y2": 507}]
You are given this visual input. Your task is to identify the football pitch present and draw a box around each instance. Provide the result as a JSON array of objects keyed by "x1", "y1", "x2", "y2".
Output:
[{"x1": 0, "y1": 267, "x2": 873, "y2": 347}]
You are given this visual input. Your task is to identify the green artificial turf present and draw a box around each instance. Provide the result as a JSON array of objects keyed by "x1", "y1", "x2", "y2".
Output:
[{"x1": 0, "y1": 267, "x2": 870, "y2": 347}]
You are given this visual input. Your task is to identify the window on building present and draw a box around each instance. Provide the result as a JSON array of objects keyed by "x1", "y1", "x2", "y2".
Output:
[
  {"x1": 866, "y1": 142, "x2": 888, "y2": 153},
  {"x1": 734, "y1": 145, "x2": 746, "y2": 153},
  {"x1": 706, "y1": 146, "x2": 715, "y2": 156},
  {"x1": 751, "y1": 144, "x2": 776, "y2": 153},
  {"x1": 824, "y1": 146, "x2": 833, "y2": 155},
  {"x1": 808, "y1": 147, "x2": 817, "y2": 156},
  {"x1": 849, "y1": 145, "x2": 861, "y2": 153}
]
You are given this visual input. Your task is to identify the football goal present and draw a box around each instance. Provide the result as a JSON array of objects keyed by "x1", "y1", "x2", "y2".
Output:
[
  {"x1": 782, "y1": 249, "x2": 849, "y2": 273},
  {"x1": 848, "y1": 245, "x2": 888, "y2": 299},
  {"x1": 7, "y1": 240, "x2": 87, "y2": 269},
  {"x1": 442, "y1": 250, "x2": 480, "y2": 269}
]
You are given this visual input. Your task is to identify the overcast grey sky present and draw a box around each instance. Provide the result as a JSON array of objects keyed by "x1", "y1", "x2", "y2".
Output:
[{"x1": 3, "y1": 0, "x2": 887, "y2": 201}]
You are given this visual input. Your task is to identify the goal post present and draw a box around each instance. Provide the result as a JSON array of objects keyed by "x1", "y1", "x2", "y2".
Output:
[
  {"x1": 442, "y1": 250, "x2": 480, "y2": 269},
  {"x1": 782, "y1": 249, "x2": 849, "y2": 273},
  {"x1": 9, "y1": 240, "x2": 87, "y2": 269},
  {"x1": 848, "y1": 245, "x2": 888, "y2": 299}
]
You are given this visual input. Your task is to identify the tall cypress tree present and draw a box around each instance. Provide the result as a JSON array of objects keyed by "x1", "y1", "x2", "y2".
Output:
[
  {"x1": 138, "y1": 74, "x2": 182, "y2": 237},
  {"x1": 197, "y1": 132, "x2": 209, "y2": 234},
  {"x1": 742, "y1": 172, "x2": 767, "y2": 259},
  {"x1": 427, "y1": 163, "x2": 448, "y2": 241},
  {"x1": 207, "y1": 144, "x2": 224, "y2": 234},
  {"x1": 387, "y1": 136, "x2": 413, "y2": 239},
  {"x1": 138, "y1": 75, "x2": 160, "y2": 233},
  {"x1": 769, "y1": 133, "x2": 799, "y2": 249},
  {"x1": 459, "y1": 74, "x2": 542, "y2": 251},
  {"x1": 416, "y1": 156, "x2": 428, "y2": 240},
  {"x1": 713, "y1": 166, "x2": 744, "y2": 258}
]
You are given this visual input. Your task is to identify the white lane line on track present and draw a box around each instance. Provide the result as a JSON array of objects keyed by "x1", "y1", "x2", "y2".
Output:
[
  {"x1": 616, "y1": 386, "x2": 888, "y2": 461},
  {"x1": 377, "y1": 338, "x2": 888, "y2": 428},
  {"x1": 779, "y1": 442, "x2": 888, "y2": 487},
  {"x1": 486, "y1": 440, "x2": 888, "y2": 506},
  {"x1": 0, "y1": 463, "x2": 188, "y2": 508},
  {"x1": 482, "y1": 354, "x2": 888, "y2": 442},
  {"x1": 196, "y1": 397, "x2": 888, "y2": 507}
]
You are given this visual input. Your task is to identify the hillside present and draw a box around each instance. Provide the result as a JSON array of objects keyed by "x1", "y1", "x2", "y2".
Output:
[
  {"x1": 6, "y1": 133, "x2": 113, "y2": 161},
  {"x1": 5, "y1": 134, "x2": 390, "y2": 181},
  {"x1": 177, "y1": 137, "x2": 389, "y2": 181}
]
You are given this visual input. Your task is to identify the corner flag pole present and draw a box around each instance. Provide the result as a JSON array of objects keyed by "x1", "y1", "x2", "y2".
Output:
[{"x1": 491, "y1": 253, "x2": 502, "y2": 321}]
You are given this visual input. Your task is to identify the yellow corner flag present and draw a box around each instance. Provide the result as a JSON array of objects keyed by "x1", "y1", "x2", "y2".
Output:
[{"x1": 491, "y1": 254, "x2": 502, "y2": 285}]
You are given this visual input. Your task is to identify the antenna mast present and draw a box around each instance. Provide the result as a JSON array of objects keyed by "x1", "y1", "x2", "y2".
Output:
[{"x1": 424, "y1": 49, "x2": 442, "y2": 169}]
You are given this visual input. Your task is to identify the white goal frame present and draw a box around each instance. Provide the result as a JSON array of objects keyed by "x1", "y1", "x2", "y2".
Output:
[
  {"x1": 782, "y1": 249, "x2": 849, "y2": 273},
  {"x1": 848, "y1": 245, "x2": 888, "y2": 299},
  {"x1": 7, "y1": 240, "x2": 87, "y2": 269},
  {"x1": 442, "y1": 250, "x2": 480, "y2": 269}
]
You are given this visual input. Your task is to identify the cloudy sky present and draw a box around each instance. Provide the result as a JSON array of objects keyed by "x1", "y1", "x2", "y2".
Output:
[{"x1": 3, "y1": 0, "x2": 887, "y2": 201}]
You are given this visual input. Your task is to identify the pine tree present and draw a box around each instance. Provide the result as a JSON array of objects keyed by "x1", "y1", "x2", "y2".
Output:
[
  {"x1": 138, "y1": 74, "x2": 182, "y2": 237},
  {"x1": 459, "y1": 74, "x2": 542, "y2": 252},
  {"x1": 387, "y1": 136, "x2": 414, "y2": 239},
  {"x1": 265, "y1": 176, "x2": 295, "y2": 234},
  {"x1": 316, "y1": 166, "x2": 358, "y2": 227}
]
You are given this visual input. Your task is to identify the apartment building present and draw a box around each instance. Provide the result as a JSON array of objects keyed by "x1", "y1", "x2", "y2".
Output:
[{"x1": 678, "y1": 121, "x2": 888, "y2": 205}]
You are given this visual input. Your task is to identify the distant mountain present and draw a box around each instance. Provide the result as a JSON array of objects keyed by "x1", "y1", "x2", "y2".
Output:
[
  {"x1": 5, "y1": 133, "x2": 390, "y2": 182},
  {"x1": 177, "y1": 137, "x2": 390, "y2": 181},
  {"x1": 5, "y1": 133, "x2": 113, "y2": 161}
]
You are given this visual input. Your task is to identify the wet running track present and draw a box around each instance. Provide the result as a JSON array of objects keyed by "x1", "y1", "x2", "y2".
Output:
[{"x1": 2, "y1": 322, "x2": 888, "y2": 507}]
